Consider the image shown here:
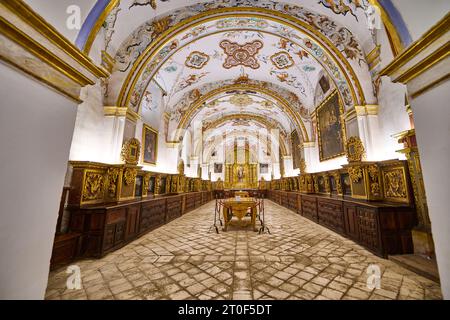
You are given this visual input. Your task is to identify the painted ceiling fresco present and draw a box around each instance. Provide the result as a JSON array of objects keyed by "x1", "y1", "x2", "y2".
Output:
[
  {"x1": 92, "y1": 0, "x2": 378, "y2": 157},
  {"x1": 118, "y1": 11, "x2": 369, "y2": 113},
  {"x1": 104, "y1": 0, "x2": 373, "y2": 64},
  {"x1": 146, "y1": 31, "x2": 325, "y2": 112}
]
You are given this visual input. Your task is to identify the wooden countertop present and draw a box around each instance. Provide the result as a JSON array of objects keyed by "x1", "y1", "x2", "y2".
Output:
[{"x1": 270, "y1": 190, "x2": 412, "y2": 208}]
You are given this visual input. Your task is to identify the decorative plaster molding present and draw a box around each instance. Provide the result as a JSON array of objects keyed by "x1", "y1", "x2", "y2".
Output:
[
  {"x1": 380, "y1": 13, "x2": 450, "y2": 98},
  {"x1": 354, "y1": 105, "x2": 379, "y2": 116},
  {"x1": 104, "y1": 106, "x2": 127, "y2": 117},
  {"x1": 302, "y1": 142, "x2": 315, "y2": 149},
  {"x1": 0, "y1": 1, "x2": 107, "y2": 103}
]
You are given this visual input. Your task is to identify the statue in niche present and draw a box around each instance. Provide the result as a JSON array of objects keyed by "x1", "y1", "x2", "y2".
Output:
[{"x1": 237, "y1": 166, "x2": 245, "y2": 182}]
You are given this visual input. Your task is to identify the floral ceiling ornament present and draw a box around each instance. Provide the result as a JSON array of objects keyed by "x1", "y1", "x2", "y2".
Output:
[
  {"x1": 220, "y1": 40, "x2": 263, "y2": 69},
  {"x1": 270, "y1": 51, "x2": 295, "y2": 69},
  {"x1": 229, "y1": 94, "x2": 255, "y2": 108},
  {"x1": 185, "y1": 51, "x2": 210, "y2": 69}
]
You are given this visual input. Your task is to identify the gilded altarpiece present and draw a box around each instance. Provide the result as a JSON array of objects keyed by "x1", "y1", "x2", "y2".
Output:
[{"x1": 224, "y1": 142, "x2": 258, "y2": 189}]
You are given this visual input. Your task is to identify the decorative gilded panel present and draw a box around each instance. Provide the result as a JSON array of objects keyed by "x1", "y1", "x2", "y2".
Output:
[
  {"x1": 123, "y1": 168, "x2": 137, "y2": 185},
  {"x1": 382, "y1": 166, "x2": 409, "y2": 203},
  {"x1": 106, "y1": 167, "x2": 121, "y2": 198},
  {"x1": 82, "y1": 171, "x2": 105, "y2": 203}
]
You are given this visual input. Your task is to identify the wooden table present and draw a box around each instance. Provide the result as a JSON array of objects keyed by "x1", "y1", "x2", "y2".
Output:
[{"x1": 222, "y1": 197, "x2": 258, "y2": 232}]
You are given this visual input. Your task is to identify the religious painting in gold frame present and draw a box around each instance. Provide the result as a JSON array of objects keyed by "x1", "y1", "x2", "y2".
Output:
[
  {"x1": 142, "y1": 124, "x2": 158, "y2": 165},
  {"x1": 316, "y1": 90, "x2": 346, "y2": 161}
]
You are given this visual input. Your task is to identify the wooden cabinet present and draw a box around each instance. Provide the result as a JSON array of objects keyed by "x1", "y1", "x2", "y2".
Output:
[
  {"x1": 67, "y1": 191, "x2": 211, "y2": 259},
  {"x1": 185, "y1": 193, "x2": 196, "y2": 213},
  {"x1": 287, "y1": 192, "x2": 300, "y2": 214},
  {"x1": 269, "y1": 190, "x2": 416, "y2": 258},
  {"x1": 317, "y1": 198, "x2": 344, "y2": 234},
  {"x1": 357, "y1": 207, "x2": 381, "y2": 254},
  {"x1": 301, "y1": 195, "x2": 318, "y2": 222},
  {"x1": 281, "y1": 191, "x2": 289, "y2": 208},
  {"x1": 343, "y1": 203, "x2": 359, "y2": 241},
  {"x1": 50, "y1": 233, "x2": 81, "y2": 270},
  {"x1": 167, "y1": 196, "x2": 183, "y2": 222},
  {"x1": 125, "y1": 205, "x2": 140, "y2": 240},
  {"x1": 140, "y1": 198, "x2": 166, "y2": 234}
]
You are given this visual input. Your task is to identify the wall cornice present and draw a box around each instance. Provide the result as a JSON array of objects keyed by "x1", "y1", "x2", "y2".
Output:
[
  {"x1": 380, "y1": 13, "x2": 450, "y2": 98},
  {"x1": 0, "y1": 0, "x2": 108, "y2": 103}
]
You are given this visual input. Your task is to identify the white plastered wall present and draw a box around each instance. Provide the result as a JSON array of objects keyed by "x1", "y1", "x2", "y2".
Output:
[
  {"x1": 0, "y1": 63, "x2": 78, "y2": 299},
  {"x1": 411, "y1": 81, "x2": 450, "y2": 299}
]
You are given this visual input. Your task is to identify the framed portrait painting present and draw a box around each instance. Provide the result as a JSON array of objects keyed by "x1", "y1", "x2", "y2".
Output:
[
  {"x1": 142, "y1": 124, "x2": 158, "y2": 165},
  {"x1": 316, "y1": 90, "x2": 346, "y2": 161},
  {"x1": 214, "y1": 163, "x2": 223, "y2": 173}
]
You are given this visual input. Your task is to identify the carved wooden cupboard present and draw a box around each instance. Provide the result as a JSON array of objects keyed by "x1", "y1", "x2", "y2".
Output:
[{"x1": 268, "y1": 190, "x2": 416, "y2": 258}]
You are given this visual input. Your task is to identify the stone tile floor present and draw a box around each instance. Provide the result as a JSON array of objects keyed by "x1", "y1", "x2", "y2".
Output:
[{"x1": 46, "y1": 200, "x2": 442, "y2": 300}]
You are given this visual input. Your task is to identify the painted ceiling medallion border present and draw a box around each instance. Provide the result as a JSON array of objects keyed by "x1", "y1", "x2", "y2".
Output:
[
  {"x1": 270, "y1": 51, "x2": 295, "y2": 69},
  {"x1": 220, "y1": 39, "x2": 263, "y2": 69},
  {"x1": 185, "y1": 51, "x2": 210, "y2": 69}
]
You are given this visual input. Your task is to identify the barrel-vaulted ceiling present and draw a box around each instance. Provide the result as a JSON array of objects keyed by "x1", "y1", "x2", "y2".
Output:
[{"x1": 79, "y1": 0, "x2": 383, "y2": 151}]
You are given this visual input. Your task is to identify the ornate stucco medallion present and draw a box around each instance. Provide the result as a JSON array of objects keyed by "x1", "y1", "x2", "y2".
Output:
[
  {"x1": 220, "y1": 40, "x2": 263, "y2": 69},
  {"x1": 271, "y1": 51, "x2": 294, "y2": 69},
  {"x1": 185, "y1": 51, "x2": 210, "y2": 69}
]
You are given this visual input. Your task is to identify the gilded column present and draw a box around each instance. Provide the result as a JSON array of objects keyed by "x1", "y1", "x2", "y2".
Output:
[{"x1": 395, "y1": 129, "x2": 434, "y2": 257}]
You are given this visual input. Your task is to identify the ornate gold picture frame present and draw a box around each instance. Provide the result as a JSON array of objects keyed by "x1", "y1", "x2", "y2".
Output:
[
  {"x1": 315, "y1": 90, "x2": 346, "y2": 161},
  {"x1": 121, "y1": 138, "x2": 141, "y2": 165},
  {"x1": 142, "y1": 124, "x2": 158, "y2": 165}
]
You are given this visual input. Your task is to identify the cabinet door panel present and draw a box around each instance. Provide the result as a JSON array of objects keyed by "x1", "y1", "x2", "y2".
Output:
[
  {"x1": 357, "y1": 207, "x2": 381, "y2": 253},
  {"x1": 114, "y1": 222, "x2": 126, "y2": 245},
  {"x1": 103, "y1": 224, "x2": 115, "y2": 251},
  {"x1": 125, "y1": 205, "x2": 140, "y2": 240},
  {"x1": 344, "y1": 204, "x2": 359, "y2": 240}
]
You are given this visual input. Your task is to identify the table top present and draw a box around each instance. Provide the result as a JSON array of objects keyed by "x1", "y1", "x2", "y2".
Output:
[{"x1": 223, "y1": 197, "x2": 257, "y2": 206}]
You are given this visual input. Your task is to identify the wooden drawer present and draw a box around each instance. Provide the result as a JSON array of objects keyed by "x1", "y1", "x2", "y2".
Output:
[
  {"x1": 185, "y1": 194, "x2": 196, "y2": 213},
  {"x1": 302, "y1": 196, "x2": 318, "y2": 222},
  {"x1": 317, "y1": 198, "x2": 344, "y2": 233},
  {"x1": 50, "y1": 233, "x2": 80, "y2": 270},
  {"x1": 106, "y1": 208, "x2": 126, "y2": 224},
  {"x1": 287, "y1": 193, "x2": 299, "y2": 213},
  {"x1": 167, "y1": 196, "x2": 182, "y2": 222},
  {"x1": 139, "y1": 199, "x2": 166, "y2": 233},
  {"x1": 125, "y1": 205, "x2": 140, "y2": 241},
  {"x1": 343, "y1": 203, "x2": 359, "y2": 241},
  {"x1": 357, "y1": 207, "x2": 381, "y2": 254}
]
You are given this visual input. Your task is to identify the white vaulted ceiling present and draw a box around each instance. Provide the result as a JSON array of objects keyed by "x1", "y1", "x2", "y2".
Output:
[
  {"x1": 152, "y1": 31, "x2": 323, "y2": 110},
  {"x1": 26, "y1": 0, "x2": 380, "y2": 160},
  {"x1": 98, "y1": 0, "x2": 375, "y2": 57}
]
